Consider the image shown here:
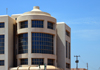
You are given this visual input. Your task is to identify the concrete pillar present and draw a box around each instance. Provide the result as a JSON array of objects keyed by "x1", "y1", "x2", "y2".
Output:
[
  {"x1": 28, "y1": 19, "x2": 32, "y2": 65},
  {"x1": 17, "y1": 22, "x2": 20, "y2": 30},
  {"x1": 44, "y1": 20, "x2": 47, "y2": 29},
  {"x1": 44, "y1": 58, "x2": 47, "y2": 65},
  {"x1": 54, "y1": 35, "x2": 57, "y2": 66},
  {"x1": 5, "y1": 19, "x2": 8, "y2": 70},
  {"x1": 17, "y1": 59, "x2": 20, "y2": 66}
]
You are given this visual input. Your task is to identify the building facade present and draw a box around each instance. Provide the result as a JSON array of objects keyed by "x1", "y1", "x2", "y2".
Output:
[{"x1": 0, "y1": 6, "x2": 71, "y2": 70}]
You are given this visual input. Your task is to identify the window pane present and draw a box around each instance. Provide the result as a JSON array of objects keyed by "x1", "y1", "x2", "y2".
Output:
[
  {"x1": 0, "y1": 35, "x2": 4, "y2": 54},
  {"x1": 32, "y1": 33, "x2": 53, "y2": 54},
  {"x1": 48, "y1": 59, "x2": 54, "y2": 65},
  {"x1": 20, "y1": 59, "x2": 28, "y2": 65},
  {"x1": 47, "y1": 22, "x2": 54, "y2": 29},
  {"x1": 66, "y1": 31, "x2": 70, "y2": 37},
  {"x1": 32, "y1": 20, "x2": 43, "y2": 28},
  {"x1": 66, "y1": 41, "x2": 67, "y2": 58},
  {"x1": 20, "y1": 21, "x2": 28, "y2": 28},
  {"x1": 32, "y1": 58, "x2": 44, "y2": 65},
  {"x1": 0, "y1": 60, "x2": 4, "y2": 66},
  {"x1": 66, "y1": 63, "x2": 70, "y2": 68},
  {"x1": 0, "y1": 23, "x2": 4, "y2": 28},
  {"x1": 18, "y1": 33, "x2": 28, "y2": 54}
]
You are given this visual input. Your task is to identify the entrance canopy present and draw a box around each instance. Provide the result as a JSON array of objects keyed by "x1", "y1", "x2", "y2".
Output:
[{"x1": 10, "y1": 65, "x2": 63, "y2": 70}]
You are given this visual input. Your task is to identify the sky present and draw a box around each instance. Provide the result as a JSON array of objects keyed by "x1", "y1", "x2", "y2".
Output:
[{"x1": 0, "y1": 0, "x2": 100, "y2": 70}]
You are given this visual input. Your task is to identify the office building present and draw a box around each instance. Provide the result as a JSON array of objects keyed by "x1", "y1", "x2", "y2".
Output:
[{"x1": 0, "y1": 6, "x2": 71, "y2": 70}]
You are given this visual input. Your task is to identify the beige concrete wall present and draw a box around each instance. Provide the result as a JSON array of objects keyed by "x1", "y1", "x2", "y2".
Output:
[
  {"x1": 11, "y1": 14, "x2": 21, "y2": 20},
  {"x1": 65, "y1": 24, "x2": 71, "y2": 70},
  {"x1": 16, "y1": 14, "x2": 57, "y2": 66},
  {"x1": 0, "y1": 16, "x2": 6, "y2": 69},
  {"x1": 8, "y1": 17, "x2": 15, "y2": 67},
  {"x1": 66, "y1": 24, "x2": 71, "y2": 70},
  {"x1": 0, "y1": 15, "x2": 15, "y2": 70},
  {"x1": 0, "y1": 15, "x2": 8, "y2": 70},
  {"x1": 56, "y1": 23, "x2": 66, "y2": 70},
  {"x1": 56, "y1": 22, "x2": 71, "y2": 70}
]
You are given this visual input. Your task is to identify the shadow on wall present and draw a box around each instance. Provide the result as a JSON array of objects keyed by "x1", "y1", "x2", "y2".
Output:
[{"x1": 57, "y1": 33, "x2": 66, "y2": 69}]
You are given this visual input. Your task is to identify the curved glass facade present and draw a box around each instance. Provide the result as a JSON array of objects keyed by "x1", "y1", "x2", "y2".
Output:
[
  {"x1": 20, "y1": 21, "x2": 28, "y2": 28},
  {"x1": 18, "y1": 33, "x2": 28, "y2": 54},
  {"x1": 32, "y1": 33, "x2": 53, "y2": 54},
  {"x1": 32, "y1": 20, "x2": 43, "y2": 28},
  {"x1": 0, "y1": 35, "x2": 4, "y2": 54},
  {"x1": 20, "y1": 59, "x2": 28, "y2": 65},
  {"x1": 48, "y1": 59, "x2": 54, "y2": 65},
  {"x1": 32, "y1": 58, "x2": 44, "y2": 65},
  {"x1": 47, "y1": 22, "x2": 54, "y2": 29}
]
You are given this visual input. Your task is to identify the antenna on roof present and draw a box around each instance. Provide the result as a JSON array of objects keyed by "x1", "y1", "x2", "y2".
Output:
[{"x1": 6, "y1": 8, "x2": 8, "y2": 15}]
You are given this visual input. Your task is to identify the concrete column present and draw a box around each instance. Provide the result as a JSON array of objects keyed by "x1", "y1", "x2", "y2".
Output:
[
  {"x1": 5, "y1": 19, "x2": 8, "y2": 70},
  {"x1": 44, "y1": 58, "x2": 47, "y2": 65},
  {"x1": 54, "y1": 35, "x2": 57, "y2": 66},
  {"x1": 44, "y1": 20, "x2": 47, "y2": 29},
  {"x1": 17, "y1": 22, "x2": 20, "y2": 30},
  {"x1": 17, "y1": 59, "x2": 20, "y2": 66},
  {"x1": 28, "y1": 19, "x2": 32, "y2": 66},
  {"x1": 17, "y1": 36, "x2": 18, "y2": 55}
]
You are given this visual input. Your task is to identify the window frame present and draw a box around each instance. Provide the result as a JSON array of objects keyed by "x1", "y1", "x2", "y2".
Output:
[
  {"x1": 20, "y1": 59, "x2": 28, "y2": 65},
  {"x1": 66, "y1": 41, "x2": 67, "y2": 58},
  {"x1": 32, "y1": 58, "x2": 44, "y2": 65},
  {"x1": 0, "y1": 60, "x2": 4, "y2": 66},
  {"x1": 66, "y1": 63, "x2": 70, "y2": 68},
  {"x1": 47, "y1": 21, "x2": 55, "y2": 30},
  {"x1": 20, "y1": 20, "x2": 28, "y2": 29},
  {"x1": 48, "y1": 59, "x2": 54, "y2": 65},
  {"x1": 0, "y1": 35, "x2": 4, "y2": 54},
  {"x1": 18, "y1": 33, "x2": 28, "y2": 54},
  {"x1": 31, "y1": 20, "x2": 44, "y2": 28},
  {"x1": 0, "y1": 22, "x2": 5, "y2": 28},
  {"x1": 66, "y1": 30, "x2": 70, "y2": 37},
  {"x1": 32, "y1": 33, "x2": 54, "y2": 54}
]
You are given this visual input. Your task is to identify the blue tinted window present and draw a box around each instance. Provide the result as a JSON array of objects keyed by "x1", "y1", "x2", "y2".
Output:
[
  {"x1": 0, "y1": 60, "x2": 4, "y2": 66},
  {"x1": 20, "y1": 21, "x2": 28, "y2": 28},
  {"x1": 32, "y1": 58, "x2": 44, "y2": 65},
  {"x1": 0, "y1": 35, "x2": 4, "y2": 54},
  {"x1": 32, "y1": 20, "x2": 43, "y2": 28},
  {"x1": 47, "y1": 22, "x2": 54, "y2": 29},
  {"x1": 18, "y1": 33, "x2": 28, "y2": 54},
  {"x1": 0, "y1": 23, "x2": 4, "y2": 28},
  {"x1": 32, "y1": 33, "x2": 53, "y2": 54},
  {"x1": 48, "y1": 59, "x2": 54, "y2": 65},
  {"x1": 21, "y1": 59, "x2": 28, "y2": 65}
]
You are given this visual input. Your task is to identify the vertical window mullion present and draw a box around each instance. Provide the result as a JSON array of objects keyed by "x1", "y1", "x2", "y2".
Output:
[
  {"x1": 32, "y1": 20, "x2": 43, "y2": 28},
  {"x1": 20, "y1": 21, "x2": 28, "y2": 28}
]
